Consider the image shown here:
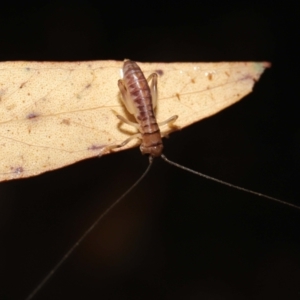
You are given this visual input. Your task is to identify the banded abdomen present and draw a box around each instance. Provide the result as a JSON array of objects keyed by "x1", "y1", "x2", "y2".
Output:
[{"x1": 118, "y1": 60, "x2": 163, "y2": 157}]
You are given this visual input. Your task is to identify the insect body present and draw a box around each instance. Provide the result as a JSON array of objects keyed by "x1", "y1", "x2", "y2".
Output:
[{"x1": 116, "y1": 60, "x2": 177, "y2": 157}]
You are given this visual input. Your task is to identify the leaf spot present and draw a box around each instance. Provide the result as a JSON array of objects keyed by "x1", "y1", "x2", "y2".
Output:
[
  {"x1": 61, "y1": 119, "x2": 71, "y2": 125},
  {"x1": 87, "y1": 144, "x2": 106, "y2": 151},
  {"x1": 205, "y1": 71, "x2": 215, "y2": 81},
  {"x1": 11, "y1": 166, "x2": 24, "y2": 175},
  {"x1": 27, "y1": 113, "x2": 39, "y2": 119},
  {"x1": 155, "y1": 69, "x2": 164, "y2": 76}
]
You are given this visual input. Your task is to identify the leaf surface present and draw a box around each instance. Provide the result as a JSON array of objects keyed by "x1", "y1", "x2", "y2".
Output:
[{"x1": 0, "y1": 61, "x2": 270, "y2": 181}]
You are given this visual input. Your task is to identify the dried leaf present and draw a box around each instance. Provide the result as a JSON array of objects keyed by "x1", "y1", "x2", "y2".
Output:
[{"x1": 0, "y1": 61, "x2": 270, "y2": 181}]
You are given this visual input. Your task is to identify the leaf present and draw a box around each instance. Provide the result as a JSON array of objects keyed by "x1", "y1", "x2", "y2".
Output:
[{"x1": 0, "y1": 61, "x2": 270, "y2": 181}]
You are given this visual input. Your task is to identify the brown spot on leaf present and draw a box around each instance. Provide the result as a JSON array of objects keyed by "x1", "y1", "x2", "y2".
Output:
[
  {"x1": 191, "y1": 78, "x2": 196, "y2": 83},
  {"x1": 208, "y1": 73, "x2": 213, "y2": 81},
  {"x1": 6, "y1": 104, "x2": 16, "y2": 111},
  {"x1": 19, "y1": 82, "x2": 26, "y2": 88},
  {"x1": 88, "y1": 144, "x2": 105, "y2": 151},
  {"x1": 240, "y1": 74, "x2": 253, "y2": 81},
  {"x1": 155, "y1": 69, "x2": 164, "y2": 76},
  {"x1": 61, "y1": 119, "x2": 71, "y2": 125},
  {"x1": 27, "y1": 113, "x2": 38, "y2": 119},
  {"x1": 175, "y1": 93, "x2": 181, "y2": 101}
]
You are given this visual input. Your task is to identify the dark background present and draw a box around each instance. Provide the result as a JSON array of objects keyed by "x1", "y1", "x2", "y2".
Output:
[{"x1": 0, "y1": 1, "x2": 299, "y2": 299}]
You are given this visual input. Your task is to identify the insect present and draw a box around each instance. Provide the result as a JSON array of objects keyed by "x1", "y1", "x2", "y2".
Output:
[
  {"x1": 4, "y1": 60, "x2": 300, "y2": 299},
  {"x1": 107, "y1": 59, "x2": 178, "y2": 157}
]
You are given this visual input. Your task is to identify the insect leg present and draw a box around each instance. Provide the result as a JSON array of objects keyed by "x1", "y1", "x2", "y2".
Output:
[
  {"x1": 147, "y1": 73, "x2": 158, "y2": 108},
  {"x1": 114, "y1": 114, "x2": 141, "y2": 146},
  {"x1": 101, "y1": 132, "x2": 142, "y2": 155},
  {"x1": 116, "y1": 115, "x2": 139, "y2": 129},
  {"x1": 100, "y1": 112, "x2": 142, "y2": 155},
  {"x1": 118, "y1": 79, "x2": 135, "y2": 114},
  {"x1": 116, "y1": 133, "x2": 142, "y2": 148},
  {"x1": 158, "y1": 115, "x2": 178, "y2": 127}
]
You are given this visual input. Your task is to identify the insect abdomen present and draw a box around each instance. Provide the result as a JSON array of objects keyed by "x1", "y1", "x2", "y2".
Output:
[{"x1": 122, "y1": 60, "x2": 163, "y2": 157}]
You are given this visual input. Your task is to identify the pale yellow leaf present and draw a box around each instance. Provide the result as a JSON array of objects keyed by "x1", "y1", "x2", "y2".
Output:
[{"x1": 0, "y1": 61, "x2": 270, "y2": 181}]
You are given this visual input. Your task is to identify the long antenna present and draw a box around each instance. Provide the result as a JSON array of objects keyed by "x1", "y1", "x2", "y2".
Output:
[
  {"x1": 25, "y1": 157, "x2": 153, "y2": 300},
  {"x1": 161, "y1": 154, "x2": 300, "y2": 211}
]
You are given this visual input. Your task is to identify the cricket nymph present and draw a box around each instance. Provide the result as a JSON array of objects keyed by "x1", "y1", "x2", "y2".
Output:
[{"x1": 118, "y1": 60, "x2": 177, "y2": 157}]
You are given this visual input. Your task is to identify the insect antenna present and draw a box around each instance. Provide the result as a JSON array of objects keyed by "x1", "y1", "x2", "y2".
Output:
[
  {"x1": 161, "y1": 154, "x2": 300, "y2": 211},
  {"x1": 25, "y1": 157, "x2": 153, "y2": 300}
]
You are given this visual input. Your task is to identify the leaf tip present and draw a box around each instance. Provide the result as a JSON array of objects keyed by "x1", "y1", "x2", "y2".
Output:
[{"x1": 254, "y1": 61, "x2": 272, "y2": 75}]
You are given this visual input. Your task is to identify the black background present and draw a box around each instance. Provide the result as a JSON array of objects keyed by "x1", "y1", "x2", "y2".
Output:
[{"x1": 0, "y1": 1, "x2": 299, "y2": 299}]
